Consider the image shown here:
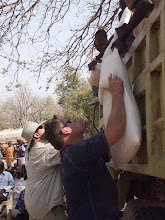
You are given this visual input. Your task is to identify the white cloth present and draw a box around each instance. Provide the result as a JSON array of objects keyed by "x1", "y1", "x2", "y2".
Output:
[
  {"x1": 25, "y1": 140, "x2": 64, "y2": 219},
  {"x1": 18, "y1": 157, "x2": 25, "y2": 167},
  {"x1": 116, "y1": 7, "x2": 133, "y2": 29}
]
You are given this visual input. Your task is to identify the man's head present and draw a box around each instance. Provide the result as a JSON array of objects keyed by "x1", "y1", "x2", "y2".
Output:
[
  {"x1": 22, "y1": 120, "x2": 46, "y2": 150},
  {"x1": 8, "y1": 141, "x2": 12, "y2": 147},
  {"x1": 17, "y1": 139, "x2": 23, "y2": 146},
  {"x1": 45, "y1": 116, "x2": 66, "y2": 150},
  {"x1": 94, "y1": 29, "x2": 108, "y2": 52},
  {"x1": 0, "y1": 161, "x2": 4, "y2": 173},
  {"x1": 45, "y1": 115, "x2": 83, "y2": 150}
]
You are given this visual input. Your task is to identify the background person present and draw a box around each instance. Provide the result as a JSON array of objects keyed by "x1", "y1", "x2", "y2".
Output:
[
  {"x1": 0, "y1": 161, "x2": 15, "y2": 204},
  {"x1": 0, "y1": 179, "x2": 28, "y2": 220},
  {"x1": 13, "y1": 164, "x2": 27, "y2": 180},
  {"x1": 16, "y1": 139, "x2": 26, "y2": 168},
  {"x1": 112, "y1": 0, "x2": 153, "y2": 55},
  {"x1": 9, "y1": 163, "x2": 19, "y2": 177},
  {"x1": 7, "y1": 189, "x2": 29, "y2": 220},
  {"x1": 45, "y1": 74, "x2": 126, "y2": 220},
  {"x1": 5, "y1": 141, "x2": 14, "y2": 170},
  {"x1": 88, "y1": 29, "x2": 108, "y2": 106},
  {"x1": 88, "y1": 2, "x2": 134, "y2": 106}
]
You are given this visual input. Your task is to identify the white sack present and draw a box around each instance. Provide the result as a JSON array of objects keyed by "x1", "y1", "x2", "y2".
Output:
[{"x1": 99, "y1": 48, "x2": 142, "y2": 168}]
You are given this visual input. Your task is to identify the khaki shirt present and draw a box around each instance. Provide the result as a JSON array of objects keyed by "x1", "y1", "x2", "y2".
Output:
[{"x1": 25, "y1": 140, "x2": 64, "y2": 219}]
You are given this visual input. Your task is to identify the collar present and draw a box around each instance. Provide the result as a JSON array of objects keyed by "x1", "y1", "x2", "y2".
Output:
[{"x1": 0, "y1": 171, "x2": 5, "y2": 175}]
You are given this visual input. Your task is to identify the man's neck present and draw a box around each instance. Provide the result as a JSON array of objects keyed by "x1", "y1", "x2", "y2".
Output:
[
  {"x1": 63, "y1": 136, "x2": 83, "y2": 148},
  {"x1": 34, "y1": 138, "x2": 46, "y2": 144}
]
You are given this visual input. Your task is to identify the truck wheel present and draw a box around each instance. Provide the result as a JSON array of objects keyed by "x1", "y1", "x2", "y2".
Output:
[
  {"x1": 122, "y1": 200, "x2": 143, "y2": 220},
  {"x1": 139, "y1": 207, "x2": 164, "y2": 220},
  {"x1": 122, "y1": 200, "x2": 164, "y2": 220}
]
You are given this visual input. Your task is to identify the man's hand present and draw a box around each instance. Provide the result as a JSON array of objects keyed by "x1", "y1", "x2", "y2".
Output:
[
  {"x1": 77, "y1": 119, "x2": 87, "y2": 135},
  {"x1": 107, "y1": 74, "x2": 124, "y2": 96}
]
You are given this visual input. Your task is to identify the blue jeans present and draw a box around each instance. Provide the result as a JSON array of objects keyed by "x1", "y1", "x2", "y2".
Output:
[{"x1": 92, "y1": 85, "x2": 98, "y2": 97}]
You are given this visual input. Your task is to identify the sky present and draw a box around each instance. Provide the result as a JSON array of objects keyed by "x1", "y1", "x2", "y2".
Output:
[
  {"x1": 0, "y1": 2, "x2": 88, "y2": 101},
  {"x1": 0, "y1": 1, "x2": 118, "y2": 102}
]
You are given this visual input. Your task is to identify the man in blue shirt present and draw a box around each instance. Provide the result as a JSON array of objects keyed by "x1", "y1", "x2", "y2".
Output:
[
  {"x1": 45, "y1": 74, "x2": 126, "y2": 220},
  {"x1": 0, "y1": 161, "x2": 15, "y2": 203}
]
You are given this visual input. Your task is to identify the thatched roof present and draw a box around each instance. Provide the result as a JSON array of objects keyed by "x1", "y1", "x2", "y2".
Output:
[{"x1": 0, "y1": 128, "x2": 23, "y2": 144}]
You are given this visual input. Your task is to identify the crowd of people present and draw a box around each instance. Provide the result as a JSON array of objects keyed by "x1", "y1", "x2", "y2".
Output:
[
  {"x1": 0, "y1": 139, "x2": 26, "y2": 170},
  {"x1": 0, "y1": 159, "x2": 28, "y2": 219},
  {"x1": 0, "y1": 139, "x2": 28, "y2": 219}
]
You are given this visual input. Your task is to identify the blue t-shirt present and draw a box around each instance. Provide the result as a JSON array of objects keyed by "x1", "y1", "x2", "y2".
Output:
[
  {"x1": 17, "y1": 145, "x2": 26, "y2": 157},
  {"x1": 60, "y1": 131, "x2": 119, "y2": 220}
]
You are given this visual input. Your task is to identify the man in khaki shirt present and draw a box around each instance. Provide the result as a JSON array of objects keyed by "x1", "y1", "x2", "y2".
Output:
[{"x1": 22, "y1": 121, "x2": 67, "y2": 220}]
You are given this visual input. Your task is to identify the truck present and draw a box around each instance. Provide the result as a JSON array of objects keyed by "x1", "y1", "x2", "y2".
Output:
[{"x1": 98, "y1": 0, "x2": 165, "y2": 218}]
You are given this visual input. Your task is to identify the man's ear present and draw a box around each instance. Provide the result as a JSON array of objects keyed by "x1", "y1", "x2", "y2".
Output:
[
  {"x1": 33, "y1": 132, "x2": 40, "y2": 139},
  {"x1": 61, "y1": 127, "x2": 71, "y2": 135}
]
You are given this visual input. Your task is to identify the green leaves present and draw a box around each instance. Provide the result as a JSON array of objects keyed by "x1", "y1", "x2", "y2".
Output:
[{"x1": 57, "y1": 73, "x2": 99, "y2": 138}]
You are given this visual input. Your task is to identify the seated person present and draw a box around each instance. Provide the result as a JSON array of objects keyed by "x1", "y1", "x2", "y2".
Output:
[
  {"x1": 1, "y1": 189, "x2": 29, "y2": 220},
  {"x1": 10, "y1": 163, "x2": 19, "y2": 177},
  {"x1": 13, "y1": 164, "x2": 27, "y2": 180},
  {"x1": 0, "y1": 160, "x2": 15, "y2": 204},
  {"x1": 88, "y1": 2, "x2": 135, "y2": 106},
  {"x1": 112, "y1": 0, "x2": 153, "y2": 55},
  {"x1": 88, "y1": 29, "x2": 108, "y2": 106}
]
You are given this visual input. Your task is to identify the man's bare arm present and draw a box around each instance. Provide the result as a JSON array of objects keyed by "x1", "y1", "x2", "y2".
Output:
[{"x1": 104, "y1": 74, "x2": 126, "y2": 148}]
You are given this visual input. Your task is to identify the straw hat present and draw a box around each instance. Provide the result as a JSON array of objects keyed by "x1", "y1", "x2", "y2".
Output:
[{"x1": 22, "y1": 121, "x2": 46, "y2": 150}]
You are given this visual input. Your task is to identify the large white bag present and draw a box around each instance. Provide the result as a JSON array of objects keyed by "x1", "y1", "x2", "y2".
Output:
[{"x1": 99, "y1": 48, "x2": 142, "y2": 168}]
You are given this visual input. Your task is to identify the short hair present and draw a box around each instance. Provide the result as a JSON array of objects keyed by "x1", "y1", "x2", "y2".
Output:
[
  {"x1": 95, "y1": 29, "x2": 107, "y2": 39},
  {"x1": 17, "y1": 139, "x2": 23, "y2": 145},
  {"x1": 45, "y1": 115, "x2": 64, "y2": 150},
  {"x1": 0, "y1": 161, "x2": 4, "y2": 170}
]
